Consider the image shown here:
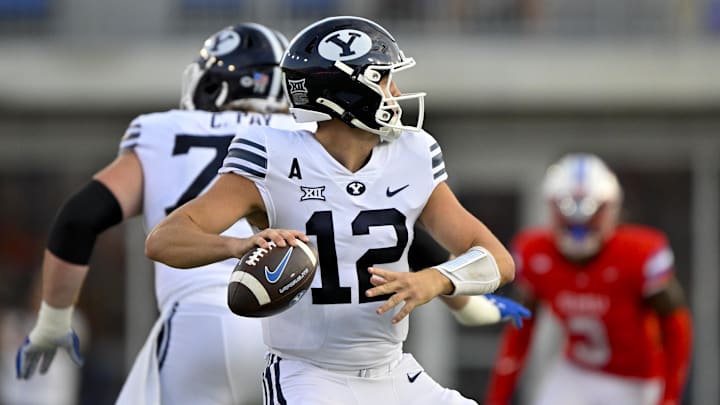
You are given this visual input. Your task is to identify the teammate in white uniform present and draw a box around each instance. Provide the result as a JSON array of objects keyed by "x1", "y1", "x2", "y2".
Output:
[
  {"x1": 147, "y1": 17, "x2": 517, "y2": 405},
  {"x1": 15, "y1": 23, "x2": 312, "y2": 405}
]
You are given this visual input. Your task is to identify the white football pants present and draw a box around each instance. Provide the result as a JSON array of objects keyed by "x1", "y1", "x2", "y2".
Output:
[
  {"x1": 119, "y1": 286, "x2": 267, "y2": 405},
  {"x1": 262, "y1": 352, "x2": 476, "y2": 405}
]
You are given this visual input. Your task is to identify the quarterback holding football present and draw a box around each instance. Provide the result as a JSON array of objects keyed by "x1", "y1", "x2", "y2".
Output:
[{"x1": 147, "y1": 16, "x2": 516, "y2": 405}]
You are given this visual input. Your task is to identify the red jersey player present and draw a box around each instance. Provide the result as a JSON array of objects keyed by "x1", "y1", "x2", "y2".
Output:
[{"x1": 485, "y1": 153, "x2": 692, "y2": 405}]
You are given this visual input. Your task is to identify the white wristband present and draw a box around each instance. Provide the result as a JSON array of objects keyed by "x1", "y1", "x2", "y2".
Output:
[
  {"x1": 450, "y1": 296, "x2": 501, "y2": 326},
  {"x1": 434, "y1": 246, "x2": 501, "y2": 296},
  {"x1": 28, "y1": 302, "x2": 74, "y2": 344}
]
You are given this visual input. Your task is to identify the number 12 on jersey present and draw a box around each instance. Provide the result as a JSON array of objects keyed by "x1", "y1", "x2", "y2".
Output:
[{"x1": 306, "y1": 209, "x2": 408, "y2": 305}]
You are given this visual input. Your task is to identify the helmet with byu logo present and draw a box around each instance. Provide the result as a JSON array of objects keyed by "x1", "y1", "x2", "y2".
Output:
[
  {"x1": 542, "y1": 153, "x2": 623, "y2": 261},
  {"x1": 281, "y1": 16, "x2": 425, "y2": 142},
  {"x1": 181, "y1": 23, "x2": 289, "y2": 113}
]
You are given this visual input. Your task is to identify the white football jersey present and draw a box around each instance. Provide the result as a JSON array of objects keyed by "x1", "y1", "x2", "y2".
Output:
[
  {"x1": 219, "y1": 127, "x2": 447, "y2": 370},
  {"x1": 119, "y1": 109, "x2": 314, "y2": 308}
]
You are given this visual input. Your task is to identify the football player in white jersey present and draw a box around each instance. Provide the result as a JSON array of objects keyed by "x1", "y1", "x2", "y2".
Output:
[
  {"x1": 147, "y1": 16, "x2": 517, "y2": 405},
  {"x1": 15, "y1": 23, "x2": 312, "y2": 405}
]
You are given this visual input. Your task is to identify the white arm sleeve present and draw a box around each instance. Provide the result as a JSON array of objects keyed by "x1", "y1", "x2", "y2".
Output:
[
  {"x1": 450, "y1": 295, "x2": 502, "y2": 326},
  {"x1": 433, "y1": 246, "x2": 501, "y2": 296}
]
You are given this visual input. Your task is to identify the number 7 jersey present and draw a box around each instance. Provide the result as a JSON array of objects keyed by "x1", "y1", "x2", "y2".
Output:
[
  {"x1": 219, "y1": 127, "x2": 447, "y2": 370},
  {"x1": 119, "y1": 109, "x2": 312, "y2": 309}
]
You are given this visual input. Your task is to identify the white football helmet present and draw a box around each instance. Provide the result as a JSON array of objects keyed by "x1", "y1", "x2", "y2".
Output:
[{"x1": 542, "y1": 153, "x2": 622, "y2": 261}]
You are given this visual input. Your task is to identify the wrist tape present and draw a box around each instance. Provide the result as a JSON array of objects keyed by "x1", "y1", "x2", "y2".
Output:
[
  {"x1": 29, "y1": 302, "x2": 74, "y2": 344},
  {"x1": 434, "y1": 246, "x2": 501, "y2": 296},
  {"x1": 451, "y1": 296, "x2": 501, "y2": 326}
]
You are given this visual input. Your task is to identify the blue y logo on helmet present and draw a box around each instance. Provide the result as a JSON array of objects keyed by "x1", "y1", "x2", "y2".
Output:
[
  {"x1": 318, "y1": 29, "x2": 372, "y2": 61},
  {"x1": 204, "y1": 29, "x2": 240, "y2": 57}
]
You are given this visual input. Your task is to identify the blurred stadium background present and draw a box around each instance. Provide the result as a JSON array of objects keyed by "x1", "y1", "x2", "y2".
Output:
[{"x1": 1, "y1": 0, "x2": 719, "y2": 404}]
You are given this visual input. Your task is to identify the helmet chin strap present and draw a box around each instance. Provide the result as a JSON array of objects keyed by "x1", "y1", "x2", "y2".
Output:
[
  {"x1": 331, "y1": 60, "x2": 419, "y2": 141},
  {"x1": 180, "y1": 63, "x2": 203, "y2": 110},
  {"x1": 316, "y1": 97, "x2": 400, "y2": 142},
  {"x1": 214, "y1": 81, "x2": 229, "y2": 109}
]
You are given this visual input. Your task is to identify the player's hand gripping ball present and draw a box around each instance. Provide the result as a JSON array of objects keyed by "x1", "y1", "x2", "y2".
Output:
[{"x1": 228, "y1": 240, "x2": 317, "y2": 317}]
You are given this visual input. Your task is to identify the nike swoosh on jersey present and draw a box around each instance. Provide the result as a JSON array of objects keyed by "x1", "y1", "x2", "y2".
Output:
[
  {"x1": 407, "y1": 370, "x2": 423, "y2": 383},
  {"x1": 264, "y1": 247, "x2": 294, "y2": 283},
  {"x1": 386, "y1": 184, "x2": 409, "y2": 197}
]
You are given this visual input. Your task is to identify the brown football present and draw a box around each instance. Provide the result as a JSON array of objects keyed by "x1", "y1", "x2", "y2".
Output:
[{"x1": 228, "y1": 239, "x2": 317, "y2": 318}]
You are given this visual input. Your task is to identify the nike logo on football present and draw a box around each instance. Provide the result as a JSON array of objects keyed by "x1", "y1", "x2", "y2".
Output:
[
  {"x1": 264, "y1": 248, "x2": 293, "y2": 283},
  {"x1": 386, "y1": 184, "x2": 409, "y2": 197},
  {"x1": 407, "y1": 371, "x2": 422, "y2": 383}
]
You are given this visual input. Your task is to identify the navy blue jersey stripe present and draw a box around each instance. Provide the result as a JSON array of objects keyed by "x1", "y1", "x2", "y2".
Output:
[
  {"x1": 157, "y1": 302, "x2": 179, "y2": 370},
  {"x1": 273, "y1": 356, "x2": 287, "y2": 405},
  {"x1": 430, "y1": 142, "x2": 439, "y2": 151},
  {"x1": 121, "y1": 142, "x2": 139, "y2": 150},
  {"x1": 431, "y1": 153, "x2": 444, "y2": 169},
  {"x1": 155, "y1": 322, "x2": 166, "y2": 360},
  {"x1": 227, "y1": 148, "x2": 267, "y2": 169},
  {"x1": 433, "y1": 168, "x2": 447, "y2": 180},
  {"x1": 223, "y1": 162, "x2": 266, "y2": 178},
  {"x1": 262, "y1": 377, "x2": 270, "y2": 405},
  {"x1": 233, "y1": 137, "x2": 267, "y2": 152},
  {"x1": 129, "y1": 123, "x2": 141, "y2": 129},
  {"x1": 264, "y1": 357, "x2": 274, "y2": 405},
  {"x1": 122, "y1": 132, "x2": 140, "y2": 141}
]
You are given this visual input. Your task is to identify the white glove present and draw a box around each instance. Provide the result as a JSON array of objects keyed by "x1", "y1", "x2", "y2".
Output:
[
  {"x1": 16, "y1": 302, "x2": 83, "y2": 379},
  {"x1": 451, "y1": 295, "x2": 531, "y2": 328}
]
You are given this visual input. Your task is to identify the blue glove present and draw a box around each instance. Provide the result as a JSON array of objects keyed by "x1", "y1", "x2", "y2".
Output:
[
  {"x1": 485, "y1": 294, "x2": 532, "y2": 328},
  {"x1": 16, "y1": 330, "x2": 83, "y2": 379}
]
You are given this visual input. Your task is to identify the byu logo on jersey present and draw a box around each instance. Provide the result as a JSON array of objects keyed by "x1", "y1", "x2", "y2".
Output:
[
  {"x1": 301, "y1": 186, "x2": 325, "y2": 201},
  {"x1": 346, "y1": 181, "x2": 366, "y2": 196},
  {"x1": 318, "y1": 29, "x2": 372, "y2": 61},
  {"x1": 203, "y1": 29, "x2": 240, "y2": 57}
]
